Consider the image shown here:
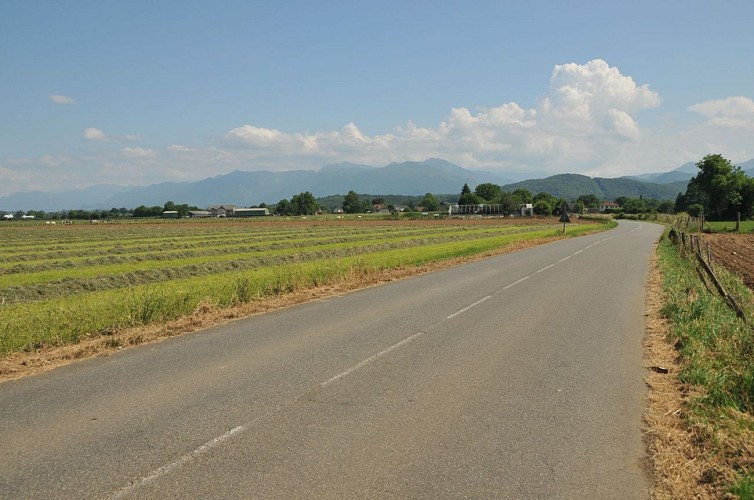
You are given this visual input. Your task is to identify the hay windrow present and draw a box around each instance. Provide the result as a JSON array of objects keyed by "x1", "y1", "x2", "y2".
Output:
[{"x1": 0, "y1": 219, "x2": 604, "y2": 381}]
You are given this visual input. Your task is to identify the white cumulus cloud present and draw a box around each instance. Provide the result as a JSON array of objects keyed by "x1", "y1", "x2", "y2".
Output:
[
  {"x1": 121, "y1": 147, "x2": 156, "y2": 159},
  {"x1": 604, "y1": 109, "x2": 641, "y2": 140},
  {"x1": 539, "y1": 59, "x2": 660, "y2": 138},
  {"x1": 688, "y1": 96, "x2": 754, "y2": 128},
  {"x1": 83, "y1": 127, "x2": 107, "y2": 141},
  {"x1": 226, "y1": 125, "x2": 285, "y2": 145},
  {"x1": 225, "y1": 122, "x2": 389, "y2": 157},
  {"x1": 39, "y1": 154, "x2": 71, "y2": 167},
  {"x1": 12, "y1": 59, "x2": 753, "y2": 195},
  {"x1": 221, "y1": 59, "x2": 661, "y2": 174},
  {"x1": 49, "y1": 94, "x2": 75, "y2": 105},
  {"x1": 166, "y1": 144, "x2": 196, "y2": 153}
]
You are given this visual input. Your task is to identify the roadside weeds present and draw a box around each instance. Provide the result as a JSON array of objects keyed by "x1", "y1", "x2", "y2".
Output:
[
  {"x1": 644, "y1": 248, "x2": 711, "y2": 498},
  {"x1": 644, "y1": 241, "x2": 754, "y2": 499}
]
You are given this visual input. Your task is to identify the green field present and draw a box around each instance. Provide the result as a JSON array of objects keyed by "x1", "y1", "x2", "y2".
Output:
[
  {"x1": 0, "y1": 217, "x2": 611, "y2": 355},
  {"x1": 705, "y1": 220, "x2": 754, "y2": 233}
]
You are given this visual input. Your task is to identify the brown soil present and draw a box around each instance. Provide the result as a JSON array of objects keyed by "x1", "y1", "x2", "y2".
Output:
[{"x1": 703, "y1": 233, "x2": 754, "y2": 289}]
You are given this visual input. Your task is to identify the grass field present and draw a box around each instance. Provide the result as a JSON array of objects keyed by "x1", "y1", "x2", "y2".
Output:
[
  {"x1": 706, "y1": 220, "x2": 754, "y2": 234},
  {"x1": 0, "y1": 216, "x2": 611, "y2": 361}
]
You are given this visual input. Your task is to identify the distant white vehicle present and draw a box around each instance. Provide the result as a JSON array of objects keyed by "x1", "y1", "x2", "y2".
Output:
[{"x1": 2, "y1": 214, "x2": 13, "y2": 219}]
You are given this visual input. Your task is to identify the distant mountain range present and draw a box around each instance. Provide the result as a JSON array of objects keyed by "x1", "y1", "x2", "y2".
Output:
[
  {"x1": 504, "y1": 174, "x2": 688, "y2": 201},
  {"x1": 2, "y1": 157, "x2": 754, "y2": 212},
  {"x1": 1, "y1": 159, "x2": 511, "y2": 211},
  {"x1": 622, "y1": 159, "x2": 754, "y2": 185}
]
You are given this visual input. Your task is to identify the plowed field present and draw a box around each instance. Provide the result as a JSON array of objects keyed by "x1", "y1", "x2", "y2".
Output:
[{"x1": 704, "y1": 233, "x2": 754, "y2": 288}]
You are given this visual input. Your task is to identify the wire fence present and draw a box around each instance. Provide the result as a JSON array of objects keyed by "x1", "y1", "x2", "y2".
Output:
[{"x1": 669, "y1": 222, "x2": 747, "y2": 322}]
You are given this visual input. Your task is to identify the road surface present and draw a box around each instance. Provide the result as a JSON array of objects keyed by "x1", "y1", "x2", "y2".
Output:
[{"x1": 0, "y1": 220, "x2": 663, "y2": 499}]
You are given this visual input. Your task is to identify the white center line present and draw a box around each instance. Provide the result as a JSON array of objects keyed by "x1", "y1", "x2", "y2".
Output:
[
  {"x1": 503, "y1": 275, "x2": 530, "y2": 290},
  {"x1": 446, "y1": 295, "x2": 492, "y2": 319},
  {"x1": 109, "y1": 426, "x2": 246, "y2": 499},
  {"x1": 320, "y1": 330, "x2": 427, "y2": 387},
  {"x1": 536, "y1": 264, "x2": 555, "y2": 273},
  {"x1": 110, "y1": 225, "x2": 637, "y2": 497}
]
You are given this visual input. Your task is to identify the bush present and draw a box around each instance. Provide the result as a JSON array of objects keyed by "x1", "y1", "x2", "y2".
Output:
[
  {"x1": 533, "y1": 200, "x2": 552, "y2": 216},
  {"x1": 687, "y1": 204, "x2": 704, "y2": 218}
]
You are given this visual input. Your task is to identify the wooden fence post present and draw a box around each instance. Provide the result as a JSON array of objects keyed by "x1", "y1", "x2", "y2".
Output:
[{"x1": 707, "y1": 244, "x2": 713, "y2": 272}]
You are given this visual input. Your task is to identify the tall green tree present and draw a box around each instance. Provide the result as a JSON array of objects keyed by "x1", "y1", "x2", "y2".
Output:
[
  {"x1": 274, "y1": 199, "x2": 292, "y2": 215},
  {"x1": 458, "y1": 183, "x2": 481, "y2": 205},
  {"x1": 290, "y1": 191, "x2": 319, "y2": 215},
  {"x1": 342, "y1": 191, "x2": 363, "y2": 214},
  {"x1": 499, "y1": 192, "x2": 518, "y2": 214},
  {"x1": 579, "y1": 194, "x2": 600, "y2": 209},
  {"x1": 176, "y1": 204, "x2": 190, "y2": 217},
  {"x1": 657, "y1": 201, "x2": 675, "y2": 214},
  {"x1": 458, "y1": 191, "x2": 483, "y2": 205},
  {"x1": 533, "y1": 191, "x2": 557, "y2": 207},
  {"x1": 420, "y1": 193, "x2": 439, "y2": 211},
  {"x1": 533, "y1": 200, "x2": 552, "y2": 216},
  {"x1": 687, "y1": 154, "x2": 754, "y2": 219},
  {"x1": 474, "y1": 183, "x2": 502, "y2": 203},
  {"x1": 511, "y1": 188, "x2": 533, "y2": 204}
]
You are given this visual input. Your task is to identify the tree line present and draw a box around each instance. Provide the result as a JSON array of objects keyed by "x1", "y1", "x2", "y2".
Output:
[
  {"x1": 455, "y1": 182, "x2": 675, "y2": 216},
  {"x1": 675, "y1": 154, "x2": 754, "y2": 220},
  {"x1": 0, "y1": 201, "x2": 202, "y2": 221},
  {"x1": 458, "y1": 182, "x2": 570, "y2": 215},
  {"x1": 20, "y1": 163, "x2": 742, "y2": 221},
  {"x1": 271, "y1": 191, "x2": 445, "y2": 216}
]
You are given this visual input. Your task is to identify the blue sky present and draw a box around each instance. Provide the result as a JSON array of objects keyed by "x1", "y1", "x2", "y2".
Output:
[{"x1": 2, "y1": 0, "x2": 753, "y2": 195}]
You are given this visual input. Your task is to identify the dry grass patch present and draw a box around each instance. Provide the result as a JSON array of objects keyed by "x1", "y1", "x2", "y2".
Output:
[{"x1": 645, "y1": 250, "x2": 713, "y2": 498}]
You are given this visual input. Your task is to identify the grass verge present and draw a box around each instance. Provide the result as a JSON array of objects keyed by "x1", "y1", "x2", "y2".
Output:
[{"x1": 646, "y1": 229, "x2": 754, "y2": 498}]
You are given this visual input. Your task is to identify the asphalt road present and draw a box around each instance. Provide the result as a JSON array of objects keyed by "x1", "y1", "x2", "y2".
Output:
[{"x1": 0, "y1": 220, "x2": 663, "y2": 499}]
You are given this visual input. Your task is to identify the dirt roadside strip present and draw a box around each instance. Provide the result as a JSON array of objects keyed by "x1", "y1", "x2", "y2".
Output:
[{"x1": 643, "y1": 249, "x2": 706, "y2": 499}]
